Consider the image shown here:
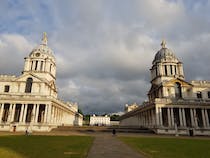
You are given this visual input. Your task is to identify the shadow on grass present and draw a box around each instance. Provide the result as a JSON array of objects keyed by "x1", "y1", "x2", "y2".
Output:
[{"x1": 0, "y1": 135, "x2": 93, "y2": 158}]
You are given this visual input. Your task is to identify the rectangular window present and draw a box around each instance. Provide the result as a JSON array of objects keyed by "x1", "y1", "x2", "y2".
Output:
[
  {"x1": 164, "y1": 65, "x2": 168, "y2": 75},
  {"x1": 170, "y1": 65, "x2": 173, "y2": 75},
  {"x1": 35, "y1": 61, "x2": 38, "y2": 70},
  {"x1": 155, "y1": 67, "x2": 158, "y2": 76},
  {"x1": 174, "y1": 66, "x2": 177, "y2": 74},
  {"x1": 50, "y1": 64, "x2": 52, "y2": 73},
  {"x1": 197, "y1": 91, "x2": 202, "y2": 99},
  {"x1": 40, "y1": 61, "x2": 44, "y2": 71},
  {"x1": 208, "y1": 91, "x2": 210, "y2": 98},
  {"x1": 4, "y1": 85, "x2": 10, "y2": 92},
  {"x1": 31, "y1": 61, "x2": 33, "y2": 70}
]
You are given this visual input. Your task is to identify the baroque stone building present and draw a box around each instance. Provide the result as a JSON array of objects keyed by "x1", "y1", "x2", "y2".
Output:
[
  {"x1": 90, "y1": 115, "x2": 110, "y2": 126},
  {"x1": 120, "y1": 40, "x2": 210, "y2": 136},
  {"x1": 0, "y1": 33, "x2": 83, "y2": 132}
]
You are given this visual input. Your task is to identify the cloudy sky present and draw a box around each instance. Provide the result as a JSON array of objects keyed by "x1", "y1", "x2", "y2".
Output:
[{"x1": 0, "y1": 0, "x2": 210, "y2": 114}]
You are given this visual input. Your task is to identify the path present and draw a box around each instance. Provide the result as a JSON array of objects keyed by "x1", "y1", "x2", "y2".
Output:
[{"x1": 87, "y1": 133, "x2": 144, "y2": 158}]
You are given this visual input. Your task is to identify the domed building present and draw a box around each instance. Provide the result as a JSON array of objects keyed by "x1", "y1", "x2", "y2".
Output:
[
  {"x1": 0, "y1": 33, "x2": 83, "y2": 132},
  {"x1": 120, "y1": 40, "x2": 210, "y2": 136}
]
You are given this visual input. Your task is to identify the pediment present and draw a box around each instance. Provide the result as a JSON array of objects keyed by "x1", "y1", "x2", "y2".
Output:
[
  {"x1": 49, "y1": 80, "x2": 57, "y2": 91},
  {"x1": 15, "y1": 72, "x2": 47, "y2": 83},
  {"x1": 163, "y1": 78, "x2": 192, "y2": 87}
]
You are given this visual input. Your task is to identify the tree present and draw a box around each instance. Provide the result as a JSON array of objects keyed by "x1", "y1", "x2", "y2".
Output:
[
  {"x1": 78, "y1": 108, "x2": 83, "y2": 115},
  {"x1": 110, "y1": 114, "x2": 120, "y2": 121}
]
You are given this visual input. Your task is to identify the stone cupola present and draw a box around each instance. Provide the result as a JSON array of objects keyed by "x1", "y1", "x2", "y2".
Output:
[
  {"x1": 23, "y1": 33, "x2": 56, "y2": 82},
  {"x1": 150, "y1": 40, "x2": 184, "y2": 85}
]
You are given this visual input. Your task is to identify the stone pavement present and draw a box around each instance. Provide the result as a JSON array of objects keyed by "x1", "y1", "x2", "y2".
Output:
[{"x1": 87, "y1": 133, "x2": 144, "y2": 158}]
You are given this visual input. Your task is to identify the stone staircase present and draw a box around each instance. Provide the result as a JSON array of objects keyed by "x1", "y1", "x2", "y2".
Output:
[{"x1": 51, "y1": 126, "x2": 155, "y2": 134}]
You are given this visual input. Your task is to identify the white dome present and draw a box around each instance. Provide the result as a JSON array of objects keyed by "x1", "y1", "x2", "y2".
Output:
[
  {"x1": 153, "y1": 40, "x2": 178, "y2": 64},
  {"x1": 30, "y1": 44, "x2": 54, "y2": 57},
  {"x1": 29, "y1": 33, "x2": 54, "y2": 58}
]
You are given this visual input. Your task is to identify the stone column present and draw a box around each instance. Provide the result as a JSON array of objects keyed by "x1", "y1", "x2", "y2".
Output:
[
  {"x1": 56, "y1": 108, "x2": 58, "y2": 123},
  {"x1": 35, "y1": 104, "x2": 40, "y2": 123},
  {"x1": 47, "y1": 104, "x2": 52, "y2": 123},
  {"x1": 159, "y1": 63, "x2": 163, "y2": 75},
  {"x1": 190, "y1": 109, "x2": 195, "y2": 127},
  {"x1": 167, "y1": 108, "x2": 171, "y2": 127},
  {"x1": 8, "y1": 104, "x2": 13, "y2": 122},
  {"x1": 148, "y1": 110, "x2": 151, "y2": 126},
  {"x1": 0, "y1": 103, "x2": 4, "y2": 123},
  {"x1": 32, "y1": 60, "x2": 36, "y2": 70},
  {"x1": 182, "y1": 109, "x2": 186, "y2": 127},
  {"x1": 58, "y1": 109, "x2": 61, "y2": 123},
  {"x1": 167, "y1": 65, "x2": 170, "y2": 75},
  {"x1": 19, "y1": 104, "x2": 24, "y2": 123},
  {"x1": 50, "y1": 105, "x2": 54, "y2": 123},
  {"x1": 31, "y1": 104, "x2": 36, "y2": 123},
  {"x1": 179, "y1": 108, "x2": 183, "y2": 126},
  {"x1": 23, "y1": 104, "x2": 28, "y2": 123},
  {"x1": 56, "y1": 108, "x2": 59, "y2": 123},
  {"x1": 11, "y1": 104, "x2": 16, "y2": 122},
  {"x1": 159, "y1": 107, "x2": 163, "y2": 126},
  {"x1": 152, "y1": 109, "x2": 156, "y2": 126},
  {"x1": 193, "y1": 109, "x2": 198, "y2": 127},
  {"x1": 205, "y1": 109, "x2": 209, "y2": 127},
  {"x1": 53, "y1": 107, "x2": 56, "y2": 123},
  {"x1": 155, "y1": 107, "x2": 160, "y2": 126},
  {"x1": 145, "y1": 111, "x2": 148, "y2": 126},
  {"x1": 44, "y1": 105, "x2": 48, "y2": 123},
  {"x1": 37, "y1": 60, "x2": 41, "y2": 71},
  {"x1": 171, "y1": 108, "x2": 174, "y2": 126},
  {"x1": 172, "y1": 65, "x2": 175, "y2": 75},
  {"x1": 201, "y1": 109, "x2": 206, "y2": 128}
]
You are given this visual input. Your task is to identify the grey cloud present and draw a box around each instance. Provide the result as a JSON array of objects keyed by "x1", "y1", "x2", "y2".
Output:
[{"x1": 1, "y1": 0, "x2": 210, "y2": 114}]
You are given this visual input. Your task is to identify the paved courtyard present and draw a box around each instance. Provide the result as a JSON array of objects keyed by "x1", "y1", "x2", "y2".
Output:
[{"x1": 87, "y1": 133, "x2": 144, "y2": 158}]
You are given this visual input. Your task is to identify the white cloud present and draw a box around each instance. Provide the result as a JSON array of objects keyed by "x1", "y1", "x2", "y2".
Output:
[
  {"x1": 0, "y1": 34, "x2": 34, "y2": 75},
  {"x1": 1, "y1": 0, "x2": 210, "y2": 113}
]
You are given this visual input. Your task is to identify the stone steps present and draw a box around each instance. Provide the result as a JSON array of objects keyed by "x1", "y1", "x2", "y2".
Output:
[{"x1": 51, "y1": 126, "x2": 155, "y2": 134}]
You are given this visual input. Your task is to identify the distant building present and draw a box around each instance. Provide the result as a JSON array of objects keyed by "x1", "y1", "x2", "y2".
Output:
[
  {"x1": 124, "y1": 103, "x2": 139, "y2": 112},
  {"x1": 120, "y1": 40, "x2": 210, "y2": 136},
  {"x1": 0, "y1": 33, "x2": 83, "y2": 132},
  {"x1": 90, "y1": 115, "x2": 110, "y2": 126}
]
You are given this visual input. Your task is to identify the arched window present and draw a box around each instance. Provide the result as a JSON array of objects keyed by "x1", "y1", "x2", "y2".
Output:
[
  {"x1": 25, "y1": 78, "x2": 33, "y2": 93},
  {"x1": 175, "y1": 82, "x2": 182, "y2": 98}
]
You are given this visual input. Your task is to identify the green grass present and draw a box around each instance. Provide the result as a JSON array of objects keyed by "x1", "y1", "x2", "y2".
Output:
[
  {"x1": 0, "y1": 135, "x2": 93, "y2": 158},
  {"x1": 120, "y1": 136, "x2": 210, "y2": 158}
]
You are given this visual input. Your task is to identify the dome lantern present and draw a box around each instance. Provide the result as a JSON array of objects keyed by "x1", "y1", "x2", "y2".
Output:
[{"x1": 42, "y1": 32, "x2": 48, "y2": 45}]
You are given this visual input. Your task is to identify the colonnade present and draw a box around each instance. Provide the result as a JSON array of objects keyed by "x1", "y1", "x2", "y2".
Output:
[
  {"x1": 155, "y1": 107, "x2": 210, "y2": 128},
  {"x1": 120, "y1": 107, "x2": 210, "y2": 129},
  {"x1": 0, "y1": 103, "x2": 70, "y2": 125}
]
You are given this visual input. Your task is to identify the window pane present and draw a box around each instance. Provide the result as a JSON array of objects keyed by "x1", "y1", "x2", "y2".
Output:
[{"x1": 4, "y1": 85, "x2": 10, "y2": 92}]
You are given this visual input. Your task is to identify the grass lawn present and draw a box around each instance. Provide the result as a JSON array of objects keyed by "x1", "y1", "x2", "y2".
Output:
[
  {"x1": 0, "y1": 135, "x2": 93, "y2": 158},
  {"x1": 120, "y1": 136, "x2": 210, "y2": 158}
]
